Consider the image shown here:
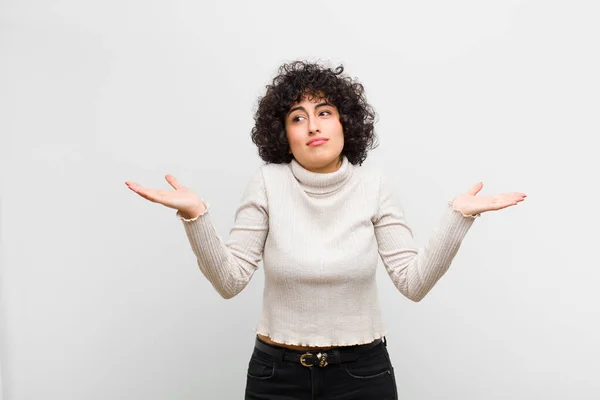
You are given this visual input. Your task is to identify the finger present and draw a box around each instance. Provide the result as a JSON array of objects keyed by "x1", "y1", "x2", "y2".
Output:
[
  {"x1": 126, "y1": 183, "x2": 161, "y2": 203},
  {"x1": 165, "y1": 174, "x2": 182, "y2": 190},
  {"x1": 467, "y1": 182, "x2": 484, "y2": 196},
  {"x1": 508, "y1": 193, "x2": 523, "y2": 201},
  {"x1": 125, "y1": 181, "x2": 143, "y2": 192},
  {"x1": 503, "y1": 194, "x2": 526, "y2": 207},
  {"x1": 136, "y1": 191, "x2": 158, "y2": 203},
  {"x1": 510, "y1": 193, "x2": 527, "y2": 203},
  {"x1": 126, "y1": 182, "x2": 150, "y2": 195}
]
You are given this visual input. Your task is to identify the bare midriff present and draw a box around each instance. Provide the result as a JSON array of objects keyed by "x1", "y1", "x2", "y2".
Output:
[{"x1": 257, "y1": 333, "x2": 335, "y2": 351}]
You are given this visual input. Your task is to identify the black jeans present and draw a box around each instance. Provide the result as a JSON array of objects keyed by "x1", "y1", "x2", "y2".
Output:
[{"x1": 245, "y1": 336, "x2": 398, "y2": 399}]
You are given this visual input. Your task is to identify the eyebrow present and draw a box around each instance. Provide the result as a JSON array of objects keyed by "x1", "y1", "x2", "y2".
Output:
[{"x1": 287, "y1": 102, "x2": 332, "y2": 116}]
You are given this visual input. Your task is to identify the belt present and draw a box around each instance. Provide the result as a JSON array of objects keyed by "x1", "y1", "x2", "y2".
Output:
[{"x1": 254, "y1": 336, "x2": 384, "y2": 368}]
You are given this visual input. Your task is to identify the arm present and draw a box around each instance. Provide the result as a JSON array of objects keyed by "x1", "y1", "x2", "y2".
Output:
[
  {"x1": 176, "y1": 168, "x2": 269, "y2": 299},
  {"x1": 372, "y1": 175, "x2": 476, "y2": 302}
]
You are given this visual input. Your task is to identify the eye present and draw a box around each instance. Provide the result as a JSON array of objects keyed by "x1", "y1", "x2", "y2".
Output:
[
  {"x1": 319, "y1": 110, "x2": 332, "y2": 116},
  {"x1": 292, "y1": 115, "x2": 306, "y2": 122}
]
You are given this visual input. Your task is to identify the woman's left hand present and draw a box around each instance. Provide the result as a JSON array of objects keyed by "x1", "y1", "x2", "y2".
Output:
[{"x1": 451, "y1": 182, "x2": 527, "y2": 216}]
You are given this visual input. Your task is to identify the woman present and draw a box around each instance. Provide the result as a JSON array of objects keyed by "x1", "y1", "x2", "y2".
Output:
[{"x1": 125, "y1": 61, "x2": 526, "y2": 399}]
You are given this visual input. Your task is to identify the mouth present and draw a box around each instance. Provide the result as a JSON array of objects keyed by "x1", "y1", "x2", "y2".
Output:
[{"x1": 307, "y1": 138, "x2": 329, "y2": 146}]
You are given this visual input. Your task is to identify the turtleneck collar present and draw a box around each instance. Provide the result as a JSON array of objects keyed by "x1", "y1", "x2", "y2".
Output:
[{"x1": 289, "y1": 156, "x2": 354, "y2": 195}]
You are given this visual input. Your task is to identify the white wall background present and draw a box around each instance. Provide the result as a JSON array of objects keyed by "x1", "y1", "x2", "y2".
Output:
[{"x1": 1, "y1": 0, "x2": 599, "y2": 398}]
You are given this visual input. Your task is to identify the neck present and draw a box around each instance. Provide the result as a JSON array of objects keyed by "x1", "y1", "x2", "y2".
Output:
[
  {"x1": 289, "y1": 155, "x2": 353, "y2": 195},
  {"x1": 303, "y1": 156, "x2": 343, "y2": 174}
]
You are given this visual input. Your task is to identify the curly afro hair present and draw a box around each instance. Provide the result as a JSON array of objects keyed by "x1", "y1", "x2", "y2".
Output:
[{"x1": 251, "y1": 61, "x2": 378, "y2": 165}]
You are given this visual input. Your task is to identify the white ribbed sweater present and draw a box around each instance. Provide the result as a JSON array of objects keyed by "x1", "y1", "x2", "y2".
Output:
[{"x1": 177, "y1": 156, "x2": 477, "y2": 347}]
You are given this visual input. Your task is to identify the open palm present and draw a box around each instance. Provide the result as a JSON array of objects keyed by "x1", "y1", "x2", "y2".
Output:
[
  {"x1": 125, "y1": 175, "x2": 205, "y2": 217},
  {"x1": 452, "y1": 182, "x2": 527, "y2": 216}
]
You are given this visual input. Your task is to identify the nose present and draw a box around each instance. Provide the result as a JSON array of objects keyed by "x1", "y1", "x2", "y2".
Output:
[{"x1": 308, "y1": 117, "x2": 319, "y2": 134}]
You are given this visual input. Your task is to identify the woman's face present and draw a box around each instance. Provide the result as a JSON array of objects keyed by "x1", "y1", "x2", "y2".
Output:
[{"x1": 285, "y1": 96, "x2": 344, "y2": 173}]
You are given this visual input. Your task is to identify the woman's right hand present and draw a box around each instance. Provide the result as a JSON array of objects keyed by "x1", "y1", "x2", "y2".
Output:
[{"x1": 125, "y1": 175, "x2": 206, "y2": 219}]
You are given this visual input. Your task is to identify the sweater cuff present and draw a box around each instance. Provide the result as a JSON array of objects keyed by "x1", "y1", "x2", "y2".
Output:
[
  {"x1": 175, "y1": 199, "x2": 211, "y2": 222},
  {"x1": 448, "y1": 199, "x2": 481, "y2": 219},
  {"x1": 444, "y1": 201, "x2": 478, "y2": 238}
]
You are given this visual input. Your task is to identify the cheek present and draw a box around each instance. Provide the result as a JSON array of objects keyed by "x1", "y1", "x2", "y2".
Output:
[
  {"x1": 286, "y1": 129, "x2": 303, "y2": 147},
  {"x1": 328, "y1": 119, "x2": 344, "y2": 137}
]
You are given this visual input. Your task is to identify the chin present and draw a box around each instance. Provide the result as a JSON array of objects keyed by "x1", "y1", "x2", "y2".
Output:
[
  {"x1": 304, "y1": 153, "x2": 337, "y2": 163},
  {"x1": 300, "y1": 153, "x2": 342, "y2": 170}
]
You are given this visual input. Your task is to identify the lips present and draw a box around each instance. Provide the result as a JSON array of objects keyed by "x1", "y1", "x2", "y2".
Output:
[{"x1": 307, "y1": 138, "x2": 329, "y2": 146}]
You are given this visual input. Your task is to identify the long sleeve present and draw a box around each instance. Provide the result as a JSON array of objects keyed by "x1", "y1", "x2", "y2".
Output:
[
  {"x1": 175, "y1": 168, "x2": 269, "y2": 299},
  {"x1": 372, "y1": 175, "x2": 476, "y2": 302}
]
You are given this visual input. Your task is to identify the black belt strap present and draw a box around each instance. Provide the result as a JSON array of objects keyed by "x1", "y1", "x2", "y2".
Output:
[{"x1": 254, "y1": 336, "x2": 383, "y2": 367}]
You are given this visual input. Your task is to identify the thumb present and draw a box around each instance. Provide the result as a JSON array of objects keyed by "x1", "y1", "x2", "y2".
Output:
[
  {"x1": 466, "y1": 182, "x2": 484, "y2": 196},
  {"x1": 165, "y1": 174, "x2": 183, "y2": 190}
]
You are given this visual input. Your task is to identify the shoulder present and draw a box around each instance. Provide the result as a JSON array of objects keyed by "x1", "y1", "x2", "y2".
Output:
[
  {"x1": 254, "y1": 161, "x2": 292, "y2": 183},
  {"x1": 238, "y1": 162, "x2": 290, "y2": 195},
  {"x1": 353, "y1": 163, "x2": 405, "y2": 207},
  {"x1": 352, "y1": 162, "x2": 385, "y2": 191}
]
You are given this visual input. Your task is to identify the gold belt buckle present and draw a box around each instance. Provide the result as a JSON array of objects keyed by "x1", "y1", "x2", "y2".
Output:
[
  {"x1": 300, "y1": 353, "x2": 314, "y2": 367},
  {"x1": 300, "y1": 352, "x2": 328, "y2": 367}
]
